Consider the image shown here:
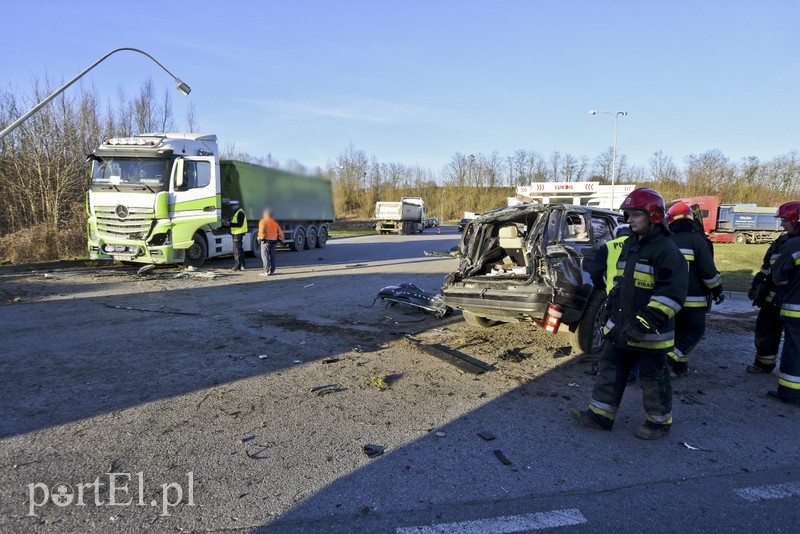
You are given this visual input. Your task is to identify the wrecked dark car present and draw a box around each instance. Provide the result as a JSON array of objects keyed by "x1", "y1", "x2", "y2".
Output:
[{"x1": 441, "y1": 203, "x2": 622, "y2": 354}]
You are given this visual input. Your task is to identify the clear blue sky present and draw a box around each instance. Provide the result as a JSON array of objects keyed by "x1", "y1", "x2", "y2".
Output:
[{"x1": 2, "y1": 0, "x2": 798, "y2": 173}]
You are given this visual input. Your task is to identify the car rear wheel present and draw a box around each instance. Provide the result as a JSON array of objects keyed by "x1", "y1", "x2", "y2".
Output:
[
  {"x1": 570, "y1": 290, "x2": 606, "y2": 355},
  {"x1": 463, "y1": 310, "x2": 500, "y2": 328}
]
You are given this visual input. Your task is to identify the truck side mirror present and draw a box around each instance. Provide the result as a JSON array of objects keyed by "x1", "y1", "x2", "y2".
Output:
[{"x1": 173, "y1": 158, "x2": 186, "y2": 189}]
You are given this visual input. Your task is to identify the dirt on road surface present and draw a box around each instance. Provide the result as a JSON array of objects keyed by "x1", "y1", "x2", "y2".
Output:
[{"x1": 1, "y1": 229, "x2": 796, "y2": 533}]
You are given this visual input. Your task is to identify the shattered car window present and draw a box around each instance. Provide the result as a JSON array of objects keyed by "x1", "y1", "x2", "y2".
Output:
[
  {"x1": 563, "y1": 214, "x2": 590, "y2": 242},
  {"x1": 591, "y1": 216, "x2": 613, "y2": 242}
]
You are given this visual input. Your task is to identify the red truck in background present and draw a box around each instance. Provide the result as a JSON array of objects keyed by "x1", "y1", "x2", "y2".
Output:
[{"x1": 673, "y1": 196, "x2": 781, "y2": 244}]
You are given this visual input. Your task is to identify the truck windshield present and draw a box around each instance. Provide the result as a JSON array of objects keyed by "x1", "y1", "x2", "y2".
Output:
[{"x1": 91, "y1": 158, "x2": 170, "y2": 191}]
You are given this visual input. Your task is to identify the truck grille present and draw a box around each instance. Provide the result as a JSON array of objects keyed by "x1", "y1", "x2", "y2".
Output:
[{"x1": 95, "y1": 206, "x2": 153, "y2": 240}]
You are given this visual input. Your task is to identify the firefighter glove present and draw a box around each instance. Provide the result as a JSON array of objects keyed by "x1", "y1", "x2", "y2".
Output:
[
  {"x1": 620, "y1": 317, "x2": 649, "y2": 342},
  {"x1": 711, "y1": 285, "x2": 725, "y2": 305}
]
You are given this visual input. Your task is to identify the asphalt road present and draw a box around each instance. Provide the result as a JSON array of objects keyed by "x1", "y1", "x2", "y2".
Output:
[{"x1": 1, "y1": 226, "x2": 798, "y2": 533}]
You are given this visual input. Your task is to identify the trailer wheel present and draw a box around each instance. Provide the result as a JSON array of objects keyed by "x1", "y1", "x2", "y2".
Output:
[
  {"x1": 250, "y1": 233, "x2": 260, "y2": 257},
  {"x1": 183, "y1": 233, "x2": 207, "y2": 269},
  {"x1": 316, "y1": 226, "x2": 328, "y2": 248},
  {"x1": 305, "y1": 226, "x2": 317, "y2": 249},
  {"x1": 290, "y1": 227, "x2": 306, "y2": 251},
  {"x1": 463, "y1": 311, "x2": 499, "y2": 328},
  {"x1": 570, "y1": 290, "x2": 606, "y2": 355},
  {"x1": 734, "y1": 232, "x2": 747, "y2": 245}
]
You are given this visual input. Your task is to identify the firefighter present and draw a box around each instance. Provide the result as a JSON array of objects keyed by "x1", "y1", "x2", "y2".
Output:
[
  {"x1": 572, "y1": 188, "x2": 688, "y2": 440},
  {"x1": 666, "y1": 202, "x2": 724, "y2": 377},
  {"x1": 746, "y1": 201, "x2": 800, "y2": 374},
  {"x1": 258, "y1": 208, "x2": 284, "y2": 276},
  {"x1": 768, "y1": 210, "x2": 800, "y2": 407},
  {"x1": 229, "y1": 200, "x2": 247, "y2": 271}
]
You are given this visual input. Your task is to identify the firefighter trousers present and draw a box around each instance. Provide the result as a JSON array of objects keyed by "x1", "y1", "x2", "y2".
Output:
[
  {"x1": 669, "y1": 307, "x2": 706, "y2": 363},
  {"x1": 590, "y1": 341, "x2": 673, "y2": 427},
  {"x1": 777, "y1": 321, "x2": 800, "y2": 401},
  {"x1": 755, "y1": 303, "x2": 783, "y2": 367}
]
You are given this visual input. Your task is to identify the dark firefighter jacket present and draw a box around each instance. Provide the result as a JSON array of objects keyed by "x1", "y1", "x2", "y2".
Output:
[
  {"x1": 670, "y1": 220, "x2": 722, "y2": 309},
  {"x1": 773, "y1": 235, "x2": 800, "y2": 323},
  {"x1": 753, "y1": 234, "x2": 790, "y2": 305},
  {"x1": 604, "y1": 224, "x2": 688, "y2": 353}
]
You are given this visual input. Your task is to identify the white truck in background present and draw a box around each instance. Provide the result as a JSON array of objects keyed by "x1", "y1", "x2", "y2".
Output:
[{"x1": 374, "y1": 197, "x2": 426, "y2": 235}]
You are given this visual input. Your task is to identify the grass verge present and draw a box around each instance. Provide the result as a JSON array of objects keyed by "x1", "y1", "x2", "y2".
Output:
[{"x1": 713, "y1": 243, "x2": 768, "y2": 293}]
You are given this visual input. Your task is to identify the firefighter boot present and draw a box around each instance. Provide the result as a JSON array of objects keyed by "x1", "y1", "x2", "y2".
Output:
[
  {"x1": 571, "y1": 409, "x2": 613, "y2": 431},
  {"x1": 634, "y1": 421, "x2": 670, "y2": 440},
  {"x1": 746, "y1": 361, "x2": 776, "y2": 374}
]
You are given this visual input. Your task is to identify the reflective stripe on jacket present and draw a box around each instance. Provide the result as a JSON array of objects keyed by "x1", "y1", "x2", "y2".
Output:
[
  {"x1": 609, "y1": 224, "x2": 688, "y2": 353},
  {"x1": 772, "y1": 235, "x2": 800, "y2": 322},
  {"x1": 670, "y1": 226, "x2": 721, "y2": 309},
  {"x1": 258, "y1": 216, "x2": 284, "y2": 241},
  {"x1": 231, "y1": 208, "x2": 248, "y2": 235}
]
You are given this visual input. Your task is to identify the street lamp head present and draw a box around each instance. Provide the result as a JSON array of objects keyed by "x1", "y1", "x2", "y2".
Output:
[
  {"x1": 588, "y1": 110, "x2": 598, "y2": 115},
  {"x1": 175, "y1": 79, "x2": 191, "y2": 96},
  {"x1": 618, "y1": 111, "x2": 628, "y2": 117}
]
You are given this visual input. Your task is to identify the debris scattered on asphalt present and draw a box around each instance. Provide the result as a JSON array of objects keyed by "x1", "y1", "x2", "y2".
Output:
[
  {"x1": 137, "y1": 265, "x2": 156, "y2": 276},
  {"x1": 435, "y1": 431, "x2": 447, "y2": 438},
  {"x1": 376, "y1": 283, "x2": 452, "y2": 319},
  {"x1": 765, "y1": 446, "x2": 777, "y2": 453},
  {"x1": 366, "y1": 375, "x2": 391, "y2": 390},
  {"x1": 478, "y1": 431, "x2": 496, "y2": 441},
  {"x1": 363, "y1": 444, "x2": 385, "y2": 458},
  {"x1": 680, "y1": 394, "x2": 706, "y2": 405},
  {"x1": 568, "y1": 383, "x2": 581, "y2": 387},
  {"x1": 237, "y1": 435, "x2": 255, "y2": 444},
  {"x1": 498, "y1": 347, "x2": 529, "y2": 362},
  {"x1": 292, "y1": 359, "x2": 303, "y2": 364},
  {"x1": 553, "y1": 346, "x2": 572, "y2": 359},
  {"x1": 493, "y1": 450, "x2": 512, "y2": 465},
  {"x1": 303, "y1": 283, "x2": 315, "y2": 288},
  {"x1": 680, "y1": 441, "x2": 712, "y2": 452},
  {"x1": 352, "y1": 346, "x2": 364, "y2": 353},
  {"x1": 174, "y1": 270, "x2": 221, "y2": 279},
  {"x1": 102, "y1": 303, "x2": 200, "y2": 316},
  {"x1": 309, "y1": 384, "x2": 346, "y2": 396},
  {"x1": 409, "y1": 340, "x2": 494, "y2": 375},
  {"x1": 10, "y1": 296, "x2": 21, "y2": 304},
  {"x1": 258, "y1": 354, "x2": 268, "y2": 360},
  {"x1": 322, "y1": 357, "x2": 342, "y2": 364},
  {"x1": 562, "y1": 395, "x2": 572, "y2": 401}
]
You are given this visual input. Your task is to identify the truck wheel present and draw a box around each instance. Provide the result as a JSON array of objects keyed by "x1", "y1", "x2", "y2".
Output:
[
  {"x1": 418, "y1": 224, "x2": 424, "y2": 234},
  {"x1": 290, "y1": 227, "x2": 306, "y2": 251},
  {"x1": 183, "y1": 233, "x2": 207, "y2": 269},
  {"x1": 570, "y1": 290, "x2": 606, "y2": 355},
  {"x1": 250, "y1": 233, "x2": 260, "y2": 257},
  {"x1": 463, "y1": 311, "x2": 499, "y2": 328},
  {"x1": 305, "y1": 226, "x2": 317, "y2": 249},
  {"x1": 734, "y1": 232, "x2": 747, "y2": 245},
  {"x1": 316, "y1": 226, "x2": 328, "y2": 248}
]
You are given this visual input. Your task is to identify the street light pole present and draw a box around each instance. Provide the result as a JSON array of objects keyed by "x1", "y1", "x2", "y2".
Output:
[
  {"x1": 589, "y1": 109, "x2": 627, "y2": 207},
  {"x1": 0, "y1": 47, "x2": 191, "y2": 143}
]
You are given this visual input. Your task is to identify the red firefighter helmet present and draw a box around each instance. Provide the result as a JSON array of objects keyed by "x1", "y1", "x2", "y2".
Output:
[
  {"x1": 666, "y1": 201, "x2": 694, "y2": 225},
  {"x1": 620, "y1": 188, "x2": 666, "y2": 223},
  {"x1": 775, "y1": 201, "x2": 800, "y2": 225}
]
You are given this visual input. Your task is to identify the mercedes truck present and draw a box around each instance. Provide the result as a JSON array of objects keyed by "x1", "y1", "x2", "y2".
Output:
[{"x1": 87, "y1": 133, "x2": 334, "y2": 267}]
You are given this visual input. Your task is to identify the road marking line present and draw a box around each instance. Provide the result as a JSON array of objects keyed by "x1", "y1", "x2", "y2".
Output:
[
  {"x1": 396, "y1": 508, "x2": 587, "y2": 533},
  {"x1": 735, "y1": 481, "x2": 800, "y2": 502}
]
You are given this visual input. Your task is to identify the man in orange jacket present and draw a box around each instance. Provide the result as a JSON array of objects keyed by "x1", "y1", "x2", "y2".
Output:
[{"x1": 258, "y1": 208, "x2": 284, "y2": 276}]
